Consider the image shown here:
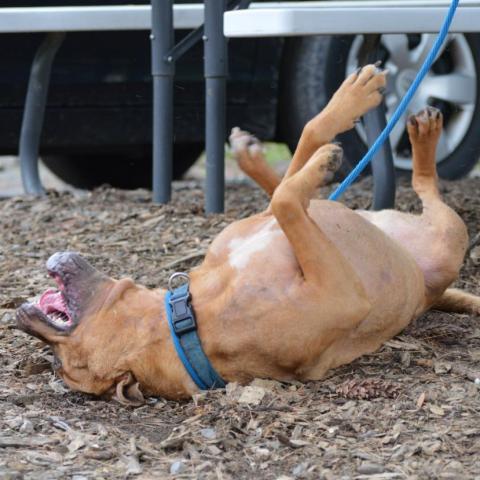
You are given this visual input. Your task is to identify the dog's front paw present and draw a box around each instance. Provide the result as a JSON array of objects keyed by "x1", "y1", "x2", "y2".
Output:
[
  {"x1": 323, "y1": 63, "x2": 389, "y2": 133},
  {"x1": 308, "y1": 143, "x2": 344, "y2": 186}
]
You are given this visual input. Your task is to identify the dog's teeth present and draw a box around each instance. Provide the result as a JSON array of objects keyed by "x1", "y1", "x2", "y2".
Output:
[{"x1": 50, "y1": 312, "x2": 66, "y2": 325}]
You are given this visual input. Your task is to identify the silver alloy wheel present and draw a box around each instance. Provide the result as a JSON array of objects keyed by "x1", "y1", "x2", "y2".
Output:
[{"x1": 346, "y1": 34, "x2": 477, "y2": 170}]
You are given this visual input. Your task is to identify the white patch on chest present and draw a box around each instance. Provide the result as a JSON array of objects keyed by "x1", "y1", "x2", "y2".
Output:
[{"x1": 228, "y1": 218, "x2": 281, "y2": 270}]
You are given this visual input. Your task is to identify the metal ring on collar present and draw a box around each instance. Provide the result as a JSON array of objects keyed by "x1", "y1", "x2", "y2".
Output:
[{"x1": 168, "y1": 272, "x2": 190, "y2": 292}]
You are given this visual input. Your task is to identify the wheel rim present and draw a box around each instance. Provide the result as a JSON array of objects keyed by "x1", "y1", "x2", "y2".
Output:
[{"x1": 346, "y1": 34, "x2": 477, "y2": 170}]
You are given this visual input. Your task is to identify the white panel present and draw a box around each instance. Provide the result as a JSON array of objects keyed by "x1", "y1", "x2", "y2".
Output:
[
  {"x1": 0, "y1": 2, "x2": 478, "y2": 36},
  {"x1": 225, "y1": 1, "x2": 480, "y2": 37},
  {"x1": 0, "y1": 5, "x2": 204, "y2": 33}
]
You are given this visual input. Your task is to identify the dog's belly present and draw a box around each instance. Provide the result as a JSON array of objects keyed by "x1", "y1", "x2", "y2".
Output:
[
  {"x1": 193, "y1": 201, "x2": 426, "y2": 382},
  {"x1": 356, "y1": 207, "x2": 467, "y2": 300},
  {"x1": 204, "y1": 201, "x2": 424, "y2": 302}
]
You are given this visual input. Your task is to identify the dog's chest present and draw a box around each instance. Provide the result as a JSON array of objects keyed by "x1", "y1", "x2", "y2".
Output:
[{"x1": 227, "y1": 218, "x2": 283, "y2": 271}]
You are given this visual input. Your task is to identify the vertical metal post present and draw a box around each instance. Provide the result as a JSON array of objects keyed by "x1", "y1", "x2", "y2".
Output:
[
  {"x1": 360, "y1": 34, "x2": 396, "y2": 210},
  {"x1": 364, "y1": 105, "x2": 396, "y2": 210},
  {"x1": 151, "y1": 0, "x2": 174, "y2": 204},
  {"x1": 204, "y1": 0, "x2": 228, "y2": 213},
  {"x1": 19, "y1": 32, "x2": 65, "y2": 195}
]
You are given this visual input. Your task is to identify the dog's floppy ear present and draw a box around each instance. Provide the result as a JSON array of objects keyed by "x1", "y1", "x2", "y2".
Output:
[{"x1": 113, "y1": 372, "x2": 145, "y2": 407}]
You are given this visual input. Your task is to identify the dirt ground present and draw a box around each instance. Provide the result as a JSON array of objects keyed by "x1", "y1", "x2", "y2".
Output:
[{"x1": 0, "y1": 176, "x2": 479, "y2": 479}]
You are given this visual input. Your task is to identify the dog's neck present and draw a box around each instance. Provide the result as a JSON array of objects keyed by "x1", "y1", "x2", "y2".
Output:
[
  {"x1": 145, "y1": 272, "x2": 233, "y2": 398},
  {"x1": 117, "y1": 286, "x2": 199, "y2": 400},
  {"x1": 131, "y1": 270, "x2": 256, "y2": 399}
]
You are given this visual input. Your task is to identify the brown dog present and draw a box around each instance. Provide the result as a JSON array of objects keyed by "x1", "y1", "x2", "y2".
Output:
[{"x1": 16, "y1": 64, "x2": 480, "y2": 404}]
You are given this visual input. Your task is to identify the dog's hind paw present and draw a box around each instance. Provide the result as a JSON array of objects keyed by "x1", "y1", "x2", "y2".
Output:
[
  {"x1": 229, "y1": 127, "x2": 266, "y2": 175},
  {"x1": 407, "y1": 107, "x2": 443, "y2": 143}
]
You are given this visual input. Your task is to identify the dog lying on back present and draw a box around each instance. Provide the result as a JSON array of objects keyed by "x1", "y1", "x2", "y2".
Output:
[{"x1": 17, "y1": 64, "x2": 479, "y2": 404}]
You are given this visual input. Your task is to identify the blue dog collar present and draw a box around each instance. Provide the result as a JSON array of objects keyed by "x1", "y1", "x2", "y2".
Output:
[{"x1": 165, "y1": 274, "x2": 226, "y2": 390}]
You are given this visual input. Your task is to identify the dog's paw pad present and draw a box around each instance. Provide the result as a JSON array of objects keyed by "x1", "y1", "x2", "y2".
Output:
[
  {"x1": 316, "y1": 145, "x2": 343, "y2": 174},
  {"x1": 326, "y1": 147, "x2": 343, "y2": 172}
]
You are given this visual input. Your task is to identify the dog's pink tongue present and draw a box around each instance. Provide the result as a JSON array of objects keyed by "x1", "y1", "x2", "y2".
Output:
[{"x1": 38, "y1": 289, "x2": 67, "y2": 315}]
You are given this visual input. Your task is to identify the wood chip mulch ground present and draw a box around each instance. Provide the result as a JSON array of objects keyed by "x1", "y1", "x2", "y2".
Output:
[{"x1": 0, "y1": 177, "x2": 479, "y2": 479}]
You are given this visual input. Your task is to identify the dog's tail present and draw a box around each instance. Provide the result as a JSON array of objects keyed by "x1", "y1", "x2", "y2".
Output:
[{"x1": 432, "y1": 288, "x2": 480, "y2": 315}]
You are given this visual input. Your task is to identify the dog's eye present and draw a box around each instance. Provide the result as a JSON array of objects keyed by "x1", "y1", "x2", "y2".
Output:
[{"x1": 52, "y1": 355, "x2": 62, "y2": 371}]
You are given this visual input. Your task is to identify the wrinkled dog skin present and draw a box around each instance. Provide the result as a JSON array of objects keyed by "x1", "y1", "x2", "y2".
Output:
[{"x1": 17, "y1": 65, "x2": 479, "y2": 404}]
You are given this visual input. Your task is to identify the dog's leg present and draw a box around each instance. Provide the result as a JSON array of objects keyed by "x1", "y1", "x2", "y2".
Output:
[
  {"x1": 432, "y1": 288, "x2": 480, "y2": 315},
  {"x1": 283, "y1": 64, "x2": 387, "y2": 180},
  {"x1": 407, "y1": 107, "x2": 443, "y2": 201},
  {"x1": 229, "y1": 128, "x2": 281, "y2": 197},
  {"x1": 270, "y1": 143, "x2": 371, "y2": 312},
  {"x1": 406, "y1": 107, "x2": 469, "y2": 301},
  {"x1": 229, "y1": 64, "x2": 386, "y2": 197}
]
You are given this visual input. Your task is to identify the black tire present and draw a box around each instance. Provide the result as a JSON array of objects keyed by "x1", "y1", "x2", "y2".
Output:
[
  {"x1": 279, "y1": 34, "x2": 480, "y2": 180},
  {"x1": 278, "y1": 36, "x2": 364, "y2": 179},
  {"x1": 43, "y1": 143, "x2": 203, "y2": 189}
]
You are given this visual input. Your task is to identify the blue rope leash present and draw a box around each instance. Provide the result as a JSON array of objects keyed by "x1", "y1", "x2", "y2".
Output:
[{"x1": 328, "y1": 0, "x2": 460, "y2": 201}]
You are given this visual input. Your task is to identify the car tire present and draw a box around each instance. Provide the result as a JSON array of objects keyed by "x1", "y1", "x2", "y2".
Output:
[
  {"x1": 279, "y1": 34, "x2": 480, "y2": 180},
  {"x1": 43, "y1": 143, "x2": 203, "y2": 189},
  {"x1": 278, "y1": 36, "x2": 365, "y2": 179}
]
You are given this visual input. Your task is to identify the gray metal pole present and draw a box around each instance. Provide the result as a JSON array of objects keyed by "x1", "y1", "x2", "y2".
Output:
[
  {"x1": 364, "y1": 105, "x2": 396, "y2": 210},
  {"x1": 359, "y1": 34, "x2": 396, "y2": 210},
  {"x1": 204, "y1": 0, "x2": 227, "y2": 214},
  {"x1": 151, "y1": 0, "x2": 174, "y2": 204},
  {"x1": 19, "y1": 32, "x2": 65, "y2": 195}
]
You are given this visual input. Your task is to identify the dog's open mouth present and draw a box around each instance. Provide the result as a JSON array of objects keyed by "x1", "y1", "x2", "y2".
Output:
[
  {"x1": 17, "y1": 252, "x2": 109, "y2": 339},
  {"x1": 38, "y1": 282, "x2": 73, "y2": 329},
  {"x1": 36, "y1": 264, "x2": 78, "y2": 328},
  {"x1": 17, "y1": 264, "x2": 77, "y2": 335}
]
